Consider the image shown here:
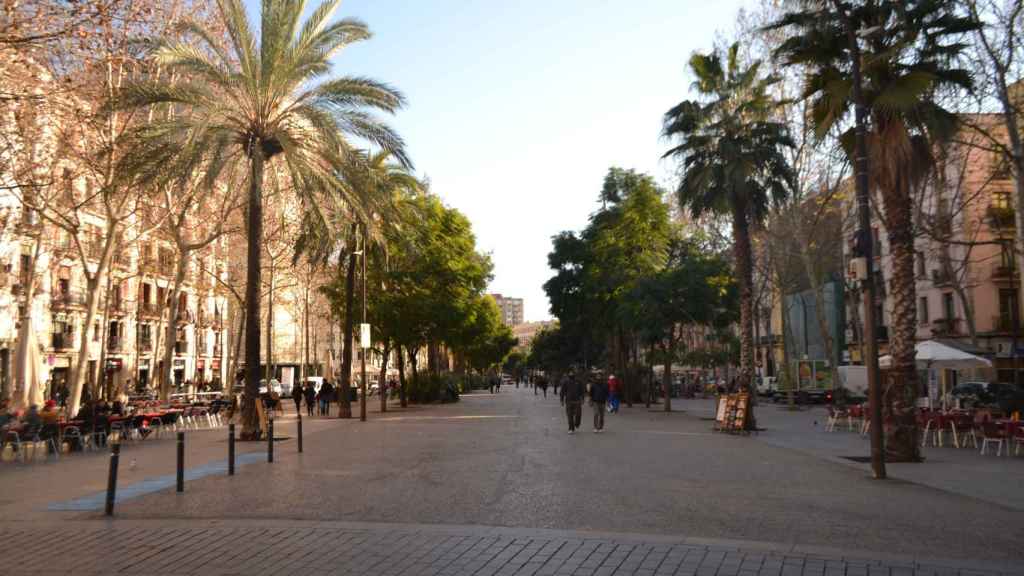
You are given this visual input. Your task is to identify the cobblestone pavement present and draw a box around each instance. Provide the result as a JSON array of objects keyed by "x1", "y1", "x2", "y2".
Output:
[{"x1": 2, "y1": 519, "x2": 1021, "y2": 576}]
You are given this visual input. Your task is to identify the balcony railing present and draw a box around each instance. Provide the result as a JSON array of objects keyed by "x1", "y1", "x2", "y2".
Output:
[
  {"x1": 51, "y1": 291, "x2": 87, "y2": 309},
  {"x1": 931, "y1": 269, "x2": 954, "y2": 287},
  {"x1": 213, "y1": 345, "x2": 223, "y2": 357},
  {"x1": 932, "y1": 317, "x2": 961, "y2": 336},
  {"x1": 991, "y1": 315, "x2": 1016, "y2": 333},
  {"x1": 107, "y1": 336, "x2": 123, "y2": 352},
  {"x1": 991, "y1": 262, "x2": 1018, "y2": 282},
  {"x1": 987, "y1": 205, "x2": 1016, "y2": 229},
  {"x1": 138, "y1": 301, "x2": 160, "y2": 318},
  {"x1": 139, "y1": 338, "x2": 153, "y2": 352},
  {"x1": 51, "y1": 333, "x2": 74, "y2": 350}
]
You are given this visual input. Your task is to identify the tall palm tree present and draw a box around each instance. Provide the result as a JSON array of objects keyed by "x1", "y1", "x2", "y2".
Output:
[
  {"x1": 120, "y1": 0, "x2": 409, "y2": 439},
  {"x1": 770, "y1": 0, "x2": 977, "y2": 461},
  {"x1": 662, "y1": 43, "x2": 795, "y2": 411}
]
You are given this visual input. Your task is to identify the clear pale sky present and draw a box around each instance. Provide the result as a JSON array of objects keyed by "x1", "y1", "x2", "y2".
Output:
[{"x1": 249, "y1": 0, "x2": 752, "y2": 321}]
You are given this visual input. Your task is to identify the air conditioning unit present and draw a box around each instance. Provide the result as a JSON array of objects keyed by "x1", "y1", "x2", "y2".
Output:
[{"x1": 996, "y1": 342, "x2": 1012, "y2": 358}]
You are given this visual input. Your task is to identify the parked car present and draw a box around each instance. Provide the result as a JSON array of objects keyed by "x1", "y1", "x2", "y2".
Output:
[
  {"x1": 951, "y1": 381, "x2": 988, "y2": 408},
  {"x1": 756, "y1": 376, "x2": 777, "y2": 397}
]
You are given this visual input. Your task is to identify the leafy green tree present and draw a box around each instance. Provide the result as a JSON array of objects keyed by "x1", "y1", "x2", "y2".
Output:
[
  {"x1": 770, "y1": 0, "x2": 977, "y2": 461},
  {"x1": 622, "y1": 239, "x2": 737, "y2": 411},
  {"x1": 121, "y1": 0, "x2": 407, "y2": 438},
  {"x1": 662, "y1": 42, "x2": 795, "y2": 403}
]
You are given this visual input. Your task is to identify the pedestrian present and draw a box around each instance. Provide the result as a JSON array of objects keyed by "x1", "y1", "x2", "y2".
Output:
[
  {"x1": 559, "y1": 370, "x2": 585, "y2": 434},
  {"x1": 589, "y1": 375, "x2": 609, "y2": 432},
  {"x1": 608, "y1": 374, "x2": 620, "y2": 413},
  {"x1": 292, "y1": 382, "x2": 303, "y2": 415},
  {"x1": 539, "y1": 375, "x2": 548, "y2": 398},
  {"x1": 319, "y1": 380, "x2": 335, "y2": 416},
  {"x1": 488, "y1": 372, "x2": 498, "y2": 394},
  {"x1": 304, "y1": 382, "x2": 316, "y2": 416}
]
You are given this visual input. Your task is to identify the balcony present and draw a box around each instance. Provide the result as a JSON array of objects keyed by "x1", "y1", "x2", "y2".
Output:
[
  {"x1": 51, "y1": 333, "x2": 74, "y2": 350},
  {"x1": 138, "y1": 301, "x2": 160, "y2": 319},
  {"x1": 139, "y1": 257, "x2": 158, "y2": 275},
  {"x1": 213, "y1": 345, "x2": 223, "y2": 358},
  {"x1": 931, "y1": 268, "x2": 954, "y2": 287},
  {"x1": 932, "y1": 317, "x2": 961, "y2": 336},
  {"x1": 139, "y1": 338, "x2": 153, "y2": 352},
  {"x1": 991, "y1": 315, "x2": 1016, "y2": 334},
  {"x1": 51, "y1": 291, "x2": 87, "y2": 309},
  {"x1": 175, "y1": 308, "x2": 193, "y2": 325},
  {"x1": 987, "y1": 205, "x2": 1016, "y2": 229},
  {"x1": 108, "y1": 298, "x2": 127, "y2": 316},
  {"x1": 991, "y1": 262, "x2": 1018, "y2": 283},
  {"x1": 107, "y1": 336, "x2": 123, "y2": 352}
]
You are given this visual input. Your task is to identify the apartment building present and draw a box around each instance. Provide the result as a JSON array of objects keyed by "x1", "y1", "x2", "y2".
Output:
[{"x1": 489, "y1": 293, "x2": 524, "y2": 327}]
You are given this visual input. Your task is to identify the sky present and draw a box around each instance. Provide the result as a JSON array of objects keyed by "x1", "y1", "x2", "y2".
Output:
[{"x1": 249, "y1": 0, "x2": 752, "y2": 321}]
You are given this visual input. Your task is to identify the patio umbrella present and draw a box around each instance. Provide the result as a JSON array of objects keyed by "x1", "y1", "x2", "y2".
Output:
[
  {"x1": 13, "y1": 316, "x2": 44, "y2": 409},
  {"x1": 878, "y1": 340, "x2": 993, "y2": 370}
]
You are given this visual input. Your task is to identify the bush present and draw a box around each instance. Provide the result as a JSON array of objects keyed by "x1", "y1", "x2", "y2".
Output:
[{"x1": 407, "y1": 374, "x2": 461, "y2": 403}]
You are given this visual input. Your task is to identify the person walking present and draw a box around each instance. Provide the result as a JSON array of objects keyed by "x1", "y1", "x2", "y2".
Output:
[
  {"x1": 538, "y1": 375, "x2": 548, "y2": 398},
  {"x1": 608, "y1": 374, "x2": 621, "y2": 414},
  {"x1": 560, "y1": 370, "x2": 585, "y2": 434},
  {"x1": 304, "y1": 382, "x2": 316, "y2": 416},
  {"x1": 589, "y1": 375, "x2": 609, "y2": 432},
  {"x1": 292, "y1": 383, "x2": 303, "y2": 415}
]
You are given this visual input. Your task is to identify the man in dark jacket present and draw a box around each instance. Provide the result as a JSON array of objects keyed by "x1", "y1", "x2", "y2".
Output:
[
  {"x1": 559, "y1": 370, "x2": 585, "y2": 434},
  {"x1": 589, "y1": 375, "x2": 609, "y2": 432}
]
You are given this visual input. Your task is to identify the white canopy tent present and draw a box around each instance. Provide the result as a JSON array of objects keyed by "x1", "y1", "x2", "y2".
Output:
[
  {"x1": 879, "y1": 340, "x2": 993, "y2": 370},
  {"x1": 879, "y1": 340, "x2": 992, "y2": 408}
]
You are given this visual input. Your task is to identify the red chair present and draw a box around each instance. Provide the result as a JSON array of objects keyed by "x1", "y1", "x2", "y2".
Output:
[{"x1": 979, "y1": 421, "x2": 1008, "y2": 456}]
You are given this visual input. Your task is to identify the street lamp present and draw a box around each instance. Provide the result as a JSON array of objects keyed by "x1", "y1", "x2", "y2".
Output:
[
  {"x1": 838, "y1": 3, "x2": 886, "y2": 479},
  {"x1": 355, "y1": 231, "x2": 369, "y2": 423}
]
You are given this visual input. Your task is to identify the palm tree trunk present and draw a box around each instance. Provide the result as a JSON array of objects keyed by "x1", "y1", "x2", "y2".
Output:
[
  {"x1": 732, "y1": 208, "x2": 756, "y2": 396},
  {"x1": 379, "y1": 340, "x2": 390, "y2": 413},
  {"x1": 241, "y1": 149, "x2": 264, "y2": 440},
  {"x1": 885, "y1": 221, "x2": 921, "y2": 462},
  {"x1": 339, "y1": 225, "x2": 358, "y2": 418},
  {"x1": 160, "y1": 253, "x2": 188, "y2": 401}
]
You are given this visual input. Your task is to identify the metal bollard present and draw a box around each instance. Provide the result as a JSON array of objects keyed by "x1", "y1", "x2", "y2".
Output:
[
  {"x1": 176, "y1": 432, "x2": 185, "y2": 492},
  {"x1": 228, "y1": 423, "x2": 235, "y2": 476},
  {"x1": 105, "y1": 441, "x2": 121, "y2": 516},
  {"x1": 267, "y1": 416, "x2": 274, "y2": 463},
  {"x1": 297, "y1": 412, "x2": 303, "y2": 453}
]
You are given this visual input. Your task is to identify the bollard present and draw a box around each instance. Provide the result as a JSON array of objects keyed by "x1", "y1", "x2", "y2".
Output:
[
  {"x1": 297, "y1": 412, "x2": 303, "y2": 454},
  {"x1": 267, "y1": 416, "x2": 274, "y2": 463},
  {"x1": 176, "y1": 432, "x2": 185, "y2": 492},
  {"x1": 104, "y1": 441, "x2": 121, "y2": 516},
  {"x1": 228, "y1": 423, "x2": 235, "y2": 476}
]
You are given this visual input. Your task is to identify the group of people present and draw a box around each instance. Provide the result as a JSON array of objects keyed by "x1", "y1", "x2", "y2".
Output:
[
  {"x1": 290, "y1": 381, "x2": 336, "y2": 417},
  {"x1": 556, "y1": 371, "x2": 622, "y2": 434}
]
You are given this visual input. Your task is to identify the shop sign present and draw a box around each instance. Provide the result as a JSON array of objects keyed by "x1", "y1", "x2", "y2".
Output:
[
  {"x1": 211, "y1": 358, "x2": 221, "y2": 370},
  {"x1": 106, "y1": 358, "x2": 123, "y2": 371},
  {"x1": 197, "y1": 359, "x2": 205, "y2": 370},
  {"x1": 173, "y1": 358, "x2": 186, "y2": 369},
  {"x1": 138, "y1": 358, "x2": 150, "y2": 369}
]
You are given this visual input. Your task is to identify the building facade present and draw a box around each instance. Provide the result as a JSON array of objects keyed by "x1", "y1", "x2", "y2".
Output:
[{"x1": 489, "y1": 293, "x2": 524, "y2": 327}]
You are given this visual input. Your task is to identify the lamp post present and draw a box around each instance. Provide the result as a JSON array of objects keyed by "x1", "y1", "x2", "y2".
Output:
[
  {"x1": 359, "y1": 228, "x2": 368, "y2": 423},
  {"x1": 836, "y1": 1, "x2": 886, "y2": 479}
]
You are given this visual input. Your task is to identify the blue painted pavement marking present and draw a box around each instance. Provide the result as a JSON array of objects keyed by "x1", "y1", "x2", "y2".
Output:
[{"x1": 47, "y1": 451, "x2": 267, "y2": 511}]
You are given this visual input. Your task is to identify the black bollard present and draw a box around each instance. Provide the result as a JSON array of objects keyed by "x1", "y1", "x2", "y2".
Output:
[
  {"x1": 267, "y1": 416, "x2": 274, "y2": 463},
  {"x1": 104, "y1": 441, "x2": 120, "y2": 516},
  {"x1": 176, "y1": 432, "x2": 185, "y2": 492},
  {"x1": 297, "y1": 412, "x2": 303, "y2": 454},
  {"x1": 228, "y1": 423, "x2": 235, "y2": 476}
]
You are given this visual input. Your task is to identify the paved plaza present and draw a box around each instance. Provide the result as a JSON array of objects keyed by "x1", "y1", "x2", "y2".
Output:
[{"x1": 0, "y1": 387, "x2": 1021, "y2": 575}]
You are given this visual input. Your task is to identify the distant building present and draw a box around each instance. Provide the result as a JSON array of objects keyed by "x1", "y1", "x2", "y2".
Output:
[
  {"x1": 512, "y1": 321, "x2": 553, "y2": 351},
  {"x1": 489, "y1": 293, "x2": 524, "y2": 327}
]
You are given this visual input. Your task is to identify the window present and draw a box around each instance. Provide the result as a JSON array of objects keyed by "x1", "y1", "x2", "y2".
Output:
[
  {"x1": 872, "y1": 228, "x2": 882, "y2": 256},
  {"x1": 93, "y1": 321, "x2": 100, "y2": 342},
  {"x1": 1001, "y1": 242, "x2": 1016, "y2": 269},
  {"x1": 874, "y1": 302, "x2": 885, "y2": 327},
  {"x1": 999, "y1": 289, "x2": 1018, "y2": 329},
  {"x1": 19, "y1": 253, "x2": 31, "y2": 288},
  {"x1": 993, "y1": 191, "x2": 1012, "y2": 209},
  {"x1": 943, "y1": 293, "x2": 955, "y2": 320},
  {"x1": 142, "y1": 282, "x2": 151, "y2": 304},
  {"x1": 918, "y1": 297, "x2": 929, "y2": 325},
  {"x1": 992, "y1": 156, "x2": 1013, "y2": 180},
  {"x1": 916, "y1": 252, "x2": 925, "y2": 276}
]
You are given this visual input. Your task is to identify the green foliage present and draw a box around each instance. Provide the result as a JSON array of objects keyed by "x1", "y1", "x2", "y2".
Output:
[{"x1": 407, "y1": 373, "x2": 461, "y2": 403}]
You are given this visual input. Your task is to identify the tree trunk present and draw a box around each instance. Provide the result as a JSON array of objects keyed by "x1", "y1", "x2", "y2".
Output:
[
  {"x1": 68, "y1": 276, "x2": 103, "y2": 418},
  {"x1": 160, "y1": 252, "x2": 189, "y2": 401},
  {"x1": 410, "y1": 347, "x2": 419, "y2": 382},
  {"x1": 226, "y1": 299, "x2": 245, "y2": 402},
  {"x1": 732, "y1": 207, "x2": 756, "y2": 399},
  {"x1": 302, "y1": 282, "x2": 309, "y2": 387},
  {"x1": 379, "y1": 340, "x2": 390, "y2": 413},
  {"x1": 265, "y1": 265, "x2": 274, "y2": 383},
  {"x1": 884, "y1": 198, "x2": 921, "y2": 462},
  {"x1": 12, "y1": 237, "x2": 42, "y2": 409},
  {"x1": 97, "y1": 272, "x2": 114, "y2": 400},
  {"x1": 662, "y1": 338, "x2": 673, "y2": 412},
  {"x1": 338, "y1": 228, "x2": 357, "y2": 418},
  {"x1": 398, "y1": 346, "x2": 407, "y2": 408},
  {"x1": 241, "y1": 149, "x2": 264, "y2": 441}
]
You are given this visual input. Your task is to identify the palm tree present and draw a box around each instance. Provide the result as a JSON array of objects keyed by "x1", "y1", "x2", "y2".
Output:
[
  {"x1": 120, "y1": 0, "x2": 409, "y2": 439},
  {"x1": 770, "y1": 0, "x2": 977, "y2": 461},
  {"x1": 662, "y1": 43, "x2": 795, "y2": 412}
]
